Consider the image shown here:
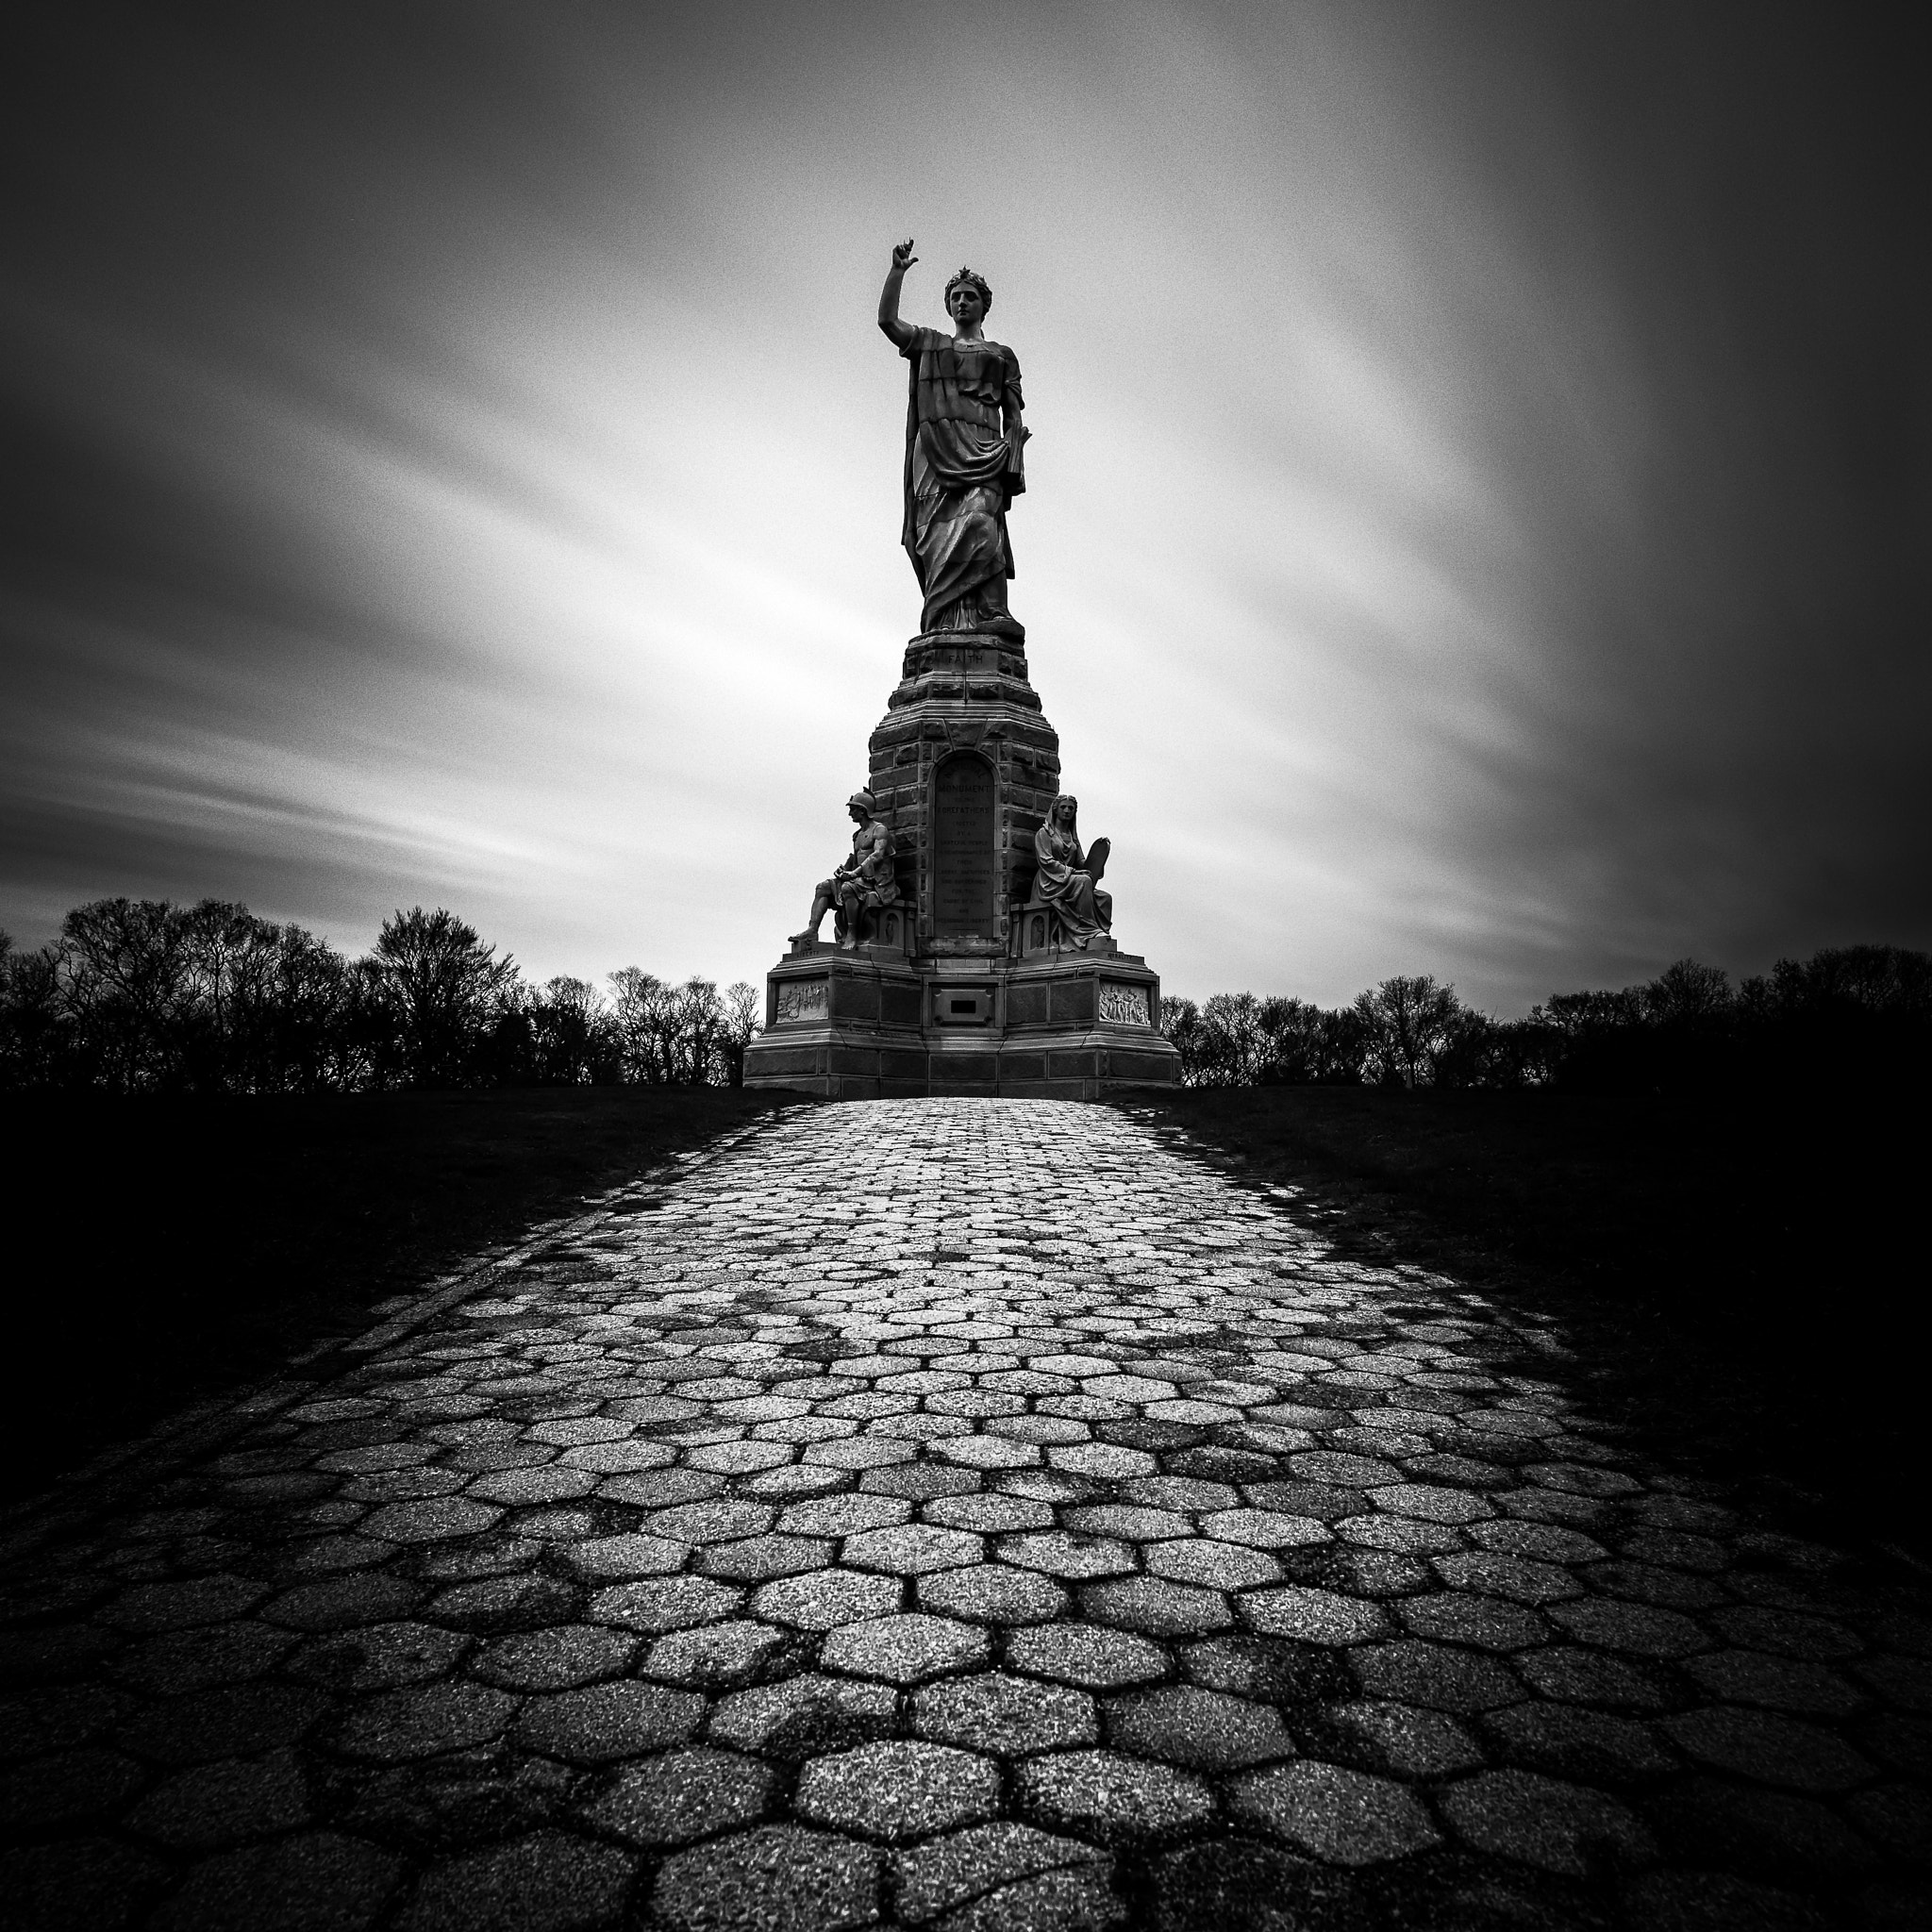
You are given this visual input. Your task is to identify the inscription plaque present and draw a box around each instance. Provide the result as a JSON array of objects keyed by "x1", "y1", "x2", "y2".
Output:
[{"x1": 933, "y1": 756, "x2": 996, "y2": 938}]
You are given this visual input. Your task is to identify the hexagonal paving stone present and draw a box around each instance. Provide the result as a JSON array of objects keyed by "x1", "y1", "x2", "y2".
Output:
[
  {"x1": 513, "y1": 1681, "x2": 705, "y2": 1762},
  {"x1": 1145, "y1": 1540, "x2": 1283, "y2": 1591},
  {"x1": 997, "y1": 1532, "x2": 1136, "y2": 1581},
  {"x1": 558, "y1": 1534, "x2": 685, "y2": 1581},
  {"x1": 1351, "y1": 1639, "x2": 1524, "y2": 1715},
  {"x1": 652, "y1": 1824, "x2": 883, "y2": 1932},
  {"x1": 913, "y1": 1671, "x2": 1098, "y2": 1756},
  {"x1": 842, "y1": 1524, "x2": 984, "y2": 1574},
  {"x1": 708, "y1": 1674, "x2": 898, "y2": 1760},
  {"x1": 148, "y1": 1830, "x2": 401, "y2": 1932},
  {"x1": 821, "y1": 1612, "x2": 990, "y2": 1684},
  {"x1": 696, "y1": 1535, "x2": 835, "y2": 1583},
  {"x1": 588, "y1": 1576, "x2": 742, "y2": 1634},
  {"x1": 471, "y1": 1625, "x2": 637, "y2": 1691},
  {"x1": 775, "y1": 1494, "x2": 911, "y2": 1538},
  {"x1": 1661, "y1": 1707, "x2": 1874, "y2": 1791},
  {"x1": 893, "y1": 1822, "x2": 1109, "y2": 1924},
  {"x1": 1016, "y1": 1749, "x2": 1214, "y2": 1844},
  {"x1": 1107, "y1": 1683, "x2": 1294, "y2": 1771},
  {"x1": 1241, "y1": 1586, "x2": 1389, "y2": 1647},
  {"x1": 796, "y1": 1739, "x2": 1000, "y2": 1842},
  {"x1": 1231, "y1": 1759, "x2": 1441, "y2": 1864},
  {"x1": 582, "y1": 1747, "x2": 776, "y2": 1847},
  {"x1": 393, "y1": 1828, "x2": 635, "y2": 1932},
  {"x1": 924, "y1": 1493, "x2": 1057, "y2": 1533},
  {"x1": 642, "y1": 1621, "x2": 790, "y2": 1690},
  {"x1": 1082, "y1": 1576, "x2": 1234, "y2": 1639},
  {"x1": 917, "y1": 1564, "x2": 1070, "y2": 1627},
  {"x1": 1328, "y1": 1699, "x2": 1487, "y2": 1776},
  {"x1": 753, "y1": 1568, "x2": 903, "y2": 1631},
  {"x1": 1006, "y1": 1624, "x2": 1170, "y2": 1690},
  {"x1": 1439, "y1": 1768, "x2": 1657, "y2": 1876},
  {"x1": 330, "y1": 1684, "x2": 517, "y2": 1762}
]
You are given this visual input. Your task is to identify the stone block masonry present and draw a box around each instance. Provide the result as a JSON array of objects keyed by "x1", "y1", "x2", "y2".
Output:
[{"x1": 1, "y1": 1099, "x2": 1925, "y2": 1929}]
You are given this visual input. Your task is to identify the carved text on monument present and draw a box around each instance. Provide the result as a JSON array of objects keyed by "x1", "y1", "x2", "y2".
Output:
[{"x1": 933, "y1": 756, "x2": 996, "y2": 937}]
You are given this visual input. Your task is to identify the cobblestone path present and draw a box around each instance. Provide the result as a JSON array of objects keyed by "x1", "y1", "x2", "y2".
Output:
[{"x1": 3, "y1": 1099, "x2": 1928, "y2": 1931}]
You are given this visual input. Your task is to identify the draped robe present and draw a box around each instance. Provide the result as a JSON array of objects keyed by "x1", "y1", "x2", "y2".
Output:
[{"x1": 900, "y1": 327, "x2": 1025, "y2": 636}]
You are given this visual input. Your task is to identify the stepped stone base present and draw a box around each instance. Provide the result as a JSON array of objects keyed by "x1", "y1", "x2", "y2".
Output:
[
  {"x1": 741, "y1": 627, "x2": 1182, "y2": 1099},
  {"x1": 741, "y1": 938, "x2": 1179, "y2": 1099}
]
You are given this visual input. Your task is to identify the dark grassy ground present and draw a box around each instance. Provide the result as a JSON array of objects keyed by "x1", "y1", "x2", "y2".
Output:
[
  {"x1": 0, "y1": 1086, "x2": 802, "y2": 1504},
  {"x1": 1118, "y1": 1085, "x2": 1925, "y2": 1561}
]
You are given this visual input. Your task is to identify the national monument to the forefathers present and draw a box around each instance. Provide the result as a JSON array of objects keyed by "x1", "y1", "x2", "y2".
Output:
[{"x1": 741, "y1": 242, "x2": 1182, "y2": 1098}]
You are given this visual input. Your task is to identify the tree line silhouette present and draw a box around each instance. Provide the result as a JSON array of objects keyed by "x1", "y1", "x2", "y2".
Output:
[
  {"x1": 0, "y1": 900, "x2": 760, "y2": 1092},
  {"x1": 4, "y1": 898, "x2": 1923, "y2": 1096},
  {"x1": 1158, "y1": 947, "x2": 1931, "y2": 1092}
]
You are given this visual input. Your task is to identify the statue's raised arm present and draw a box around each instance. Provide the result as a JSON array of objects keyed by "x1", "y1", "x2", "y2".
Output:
[
  {"x1": 877, "y1": 238, "x2": 919, "y2": 350},
  {"x1": 881, "y1": 238, "x2": 1028, "y2": 641}
]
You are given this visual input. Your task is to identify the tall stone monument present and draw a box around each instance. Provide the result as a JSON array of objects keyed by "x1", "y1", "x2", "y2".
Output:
[{"x1": 741, "y1": 242, "x2": 1182, "y2": 1098}]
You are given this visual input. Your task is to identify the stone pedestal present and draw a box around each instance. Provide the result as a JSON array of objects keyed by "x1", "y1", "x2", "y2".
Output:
[{"x1": 741, "y1": 631, "x2": 1182, "y2": 1099}]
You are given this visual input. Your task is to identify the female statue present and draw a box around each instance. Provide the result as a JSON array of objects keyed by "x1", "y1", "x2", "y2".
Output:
[
  {"x1": 877, "y1": 239, "x2": 1027, "y2": 640},
  {"x1": 1033, "y1": 795, "x2": 1111, "y2": 947}
]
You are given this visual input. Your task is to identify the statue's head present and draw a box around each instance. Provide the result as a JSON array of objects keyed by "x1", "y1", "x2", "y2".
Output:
[
  {"x1": 1052, "y1": 794, "x2": 1077, "y2": 825},
  {"x1": 945, "y1": 268, "x2": 991, "y2": 325},
  {"x1": 846, "y1": 789, "x2": 876, "y2": 823}
]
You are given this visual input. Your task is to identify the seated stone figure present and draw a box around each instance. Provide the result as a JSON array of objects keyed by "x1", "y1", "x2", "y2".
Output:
[
  {"x1": 792, "y1": 790, "x2": 902, "y2": 950},
  {"x1": 1030, "y1": 793, "x2": 1111, "y2": 948}
]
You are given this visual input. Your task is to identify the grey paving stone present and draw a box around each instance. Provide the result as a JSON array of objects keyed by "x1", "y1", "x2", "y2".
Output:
[
  {"x1": 1080, "y1": 1576, "x2": 1232, "y2": 1638},
  {"x1": 1015, "y1": 1749, "x2": 1213, "y2": 1845},
  {"x1": 561, "y1": 1533, "x2": 686, "y2": 1580},
  {"x1": 652, "y1": 1824, "x2": 884, "y2": 1931},
  {"x1": 1178, "y1": 1633, "x2": 1351, "y2": 1704},
  {"x1": 1683, "y1": 1648, "x2": 1865, "y2": 1718},
  {"x1": 1350, "y1": 1639, "x2": 1524, "y2": 1714},
  {"x1": 1662, "y1": 1706, "x2": 1875, "y2": 1790},
  {"x1": 1240, "y1": 1585, "x2": 1388, "y2": 1646},
  {"x1": 471, "y1": 1624, "x2": 637, "y2": 1690},
  {"x1": 328, "y1": 1681, "x2": 517, "y2": 1761},
  {"x1": 1483, "y1": 1699, "x2": 1676, "y2": 1780},
  {"x1": 644, "y1": 1620, "x2": 789, "y2": 1689},
  {"x1": 821, "y1": 1611, "x2": 990, "y2": 1684},
  {"x1": 708, "y1": 1673, "x2": 898, "y2": 1760},
  {"x1": 893, "y1": 1822, "x2": 1108, "y2": 1924},
  {"x1": 394, "y1": 1828, "x2": 634, "y2": 1932},
  {"x1": 844, "y1": 1524, "x2": 984, "y2": 1574},
  {"x1": 1399, "y1": 1591, "x2": 1551, "y2": 1653},
  {"x1": 1229, "y1": 1758, "x2": 1440, "y2": 1863},
  {"x1": 998, "y1": 1533, "x2": 1135, "y2": 1581},
  {"x1": 1326, "y1": 1698, "x2": 1487, "y2": 1775},
  {"x1": 697, "y1": 1535, "x2": 836, "y2": 1583},
  {"x1": 582, "y1": 1747, "x2": 777, "y2": 1847},
  {"x1": 1440, "y1": 1767, "x2": 1657, "y2": 1876},
  {"x1": 797, "y1": 1739, "x2": 999, "y2": 1842},
  {"x1": 1548, "y1": 1596, "x2": 1708, "y2": 1658},
  {"x1": 914, "y1": 1671, "x2": 1098, "y2": 1755},
  {"x1": 425, "y1": 1574, "x2": 581, "y2": 1633},
  {"x1": 919, "y1": 1566, "x2": 1069, "y2": 1626},
  {"x1": 1105, "y1": 1684, "x2": 1292, "y2": 1770},
  {"x1": 1005, "y1": 1624, "x2": 1169, "y2": 1690},
  {"x1": 149, "y1": 1829, "x2": 402, "y2": 1932},
  {"x1": 1618, "y1": 1871, "x2": 1833, "y2": 1932},
  {"x1": 590, "y1": 1576, "x2": 743, "y2": 1633},
  {"x1": 513, "y1": 1681, "x2": 704, "y2": 1761},
  {"x1": 753, "y1": 1569, "x2": 902, "y2": 1631}
]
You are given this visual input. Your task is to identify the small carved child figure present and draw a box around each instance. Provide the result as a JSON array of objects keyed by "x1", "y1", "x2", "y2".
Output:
[{"x1": 793, "y1": 791, "x2": 902, "y2": 950}]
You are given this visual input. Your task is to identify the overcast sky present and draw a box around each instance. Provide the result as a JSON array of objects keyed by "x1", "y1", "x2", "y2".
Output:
[{"x1": 2, "y1": 2, "x2": 1924, "y2": 1011}]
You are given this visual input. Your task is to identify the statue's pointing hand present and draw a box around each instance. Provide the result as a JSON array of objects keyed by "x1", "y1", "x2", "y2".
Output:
[{"x1": 891, "y1": 239, "x2": 917, "y2": 272}]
